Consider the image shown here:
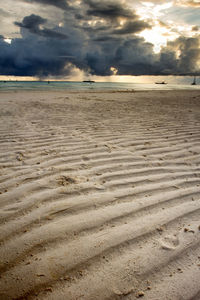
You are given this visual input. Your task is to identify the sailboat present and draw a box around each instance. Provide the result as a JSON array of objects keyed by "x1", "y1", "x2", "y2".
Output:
[{"x1": 191, "y1": 76, "x2": 196, "y2": 85}]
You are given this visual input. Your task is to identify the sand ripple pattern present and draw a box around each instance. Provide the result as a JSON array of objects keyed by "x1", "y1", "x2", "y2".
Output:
[{"x1": 0, "y1": 90, "x2": 200, "y2": 300}]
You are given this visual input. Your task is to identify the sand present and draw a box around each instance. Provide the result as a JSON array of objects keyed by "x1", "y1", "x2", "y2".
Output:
[{"x1": 0, "y1": 89, "x2": 200, "y2": 300}]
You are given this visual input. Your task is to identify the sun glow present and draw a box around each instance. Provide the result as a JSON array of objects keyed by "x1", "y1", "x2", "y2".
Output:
[
  {"x1": 139, "y1": 24, "x2": 179, "y2": 52},
  {"x1": 135, "y1": 2, "x2": 179, "y2": 52},
  {"x1": 110, "y1": 67, "x2": 118, "y2": 75}
]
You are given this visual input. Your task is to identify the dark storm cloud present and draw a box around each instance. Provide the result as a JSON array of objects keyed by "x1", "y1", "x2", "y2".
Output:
[
  {"x1": 0, "y1": 0, "x2": 199, "y2": 78},
  {"x1": 84, "y1": 34, "x2": 200, "y2": 76},
  {"x1": 84, "y1": 0, "x2": 134, "y2": 20},
  {"x1": 15, "y1": 14, "x2": 68, "y2": 39},
  {"x1": 22, "y1": 0, "x2": 69, "y2": 10},
  {"x1": 93, "y1": 36, "x2": 122, "y2": 42},
  {"x1": 113, "y1": 38, "x2": 160, "y2": 75},
  {"x1": 0, "y1": 33, "x2": 80, "y2": 77},
  {"x1": 162, "y1": 36, "x2": 200, "y2": 75},
  {"x1": 15, "y1": 14, "x2": 46, "y2": 30},
  {"x1": 112, "y1": 20, "x2": 151, "y2": 35},
  {"x1": 0, "y1": 12, "x2": 85, "y2": 78}
]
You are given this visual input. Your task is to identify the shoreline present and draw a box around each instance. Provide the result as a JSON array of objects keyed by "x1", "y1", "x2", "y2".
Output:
[
  {"x1": 0, "y1": 81, "x2": 199, "y2": 94},
  {"x1": 0, "y1": 88, "x2": 199, "y2": 95}
]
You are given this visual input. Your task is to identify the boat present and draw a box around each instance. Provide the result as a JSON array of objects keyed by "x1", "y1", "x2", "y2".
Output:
[
  {"x1": 191, "y1": 76, "x2": 196, "y2": 85},
  {"x1": 155, "y1": 81, "x2": 167, "y2": 84},
  {"x1": 83, "y1": 80, "x2": 95, "y2": 83}
]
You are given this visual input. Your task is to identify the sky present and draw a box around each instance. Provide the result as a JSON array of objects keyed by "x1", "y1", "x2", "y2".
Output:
[{"x1": 0, "y1": 0, "x2": 199, "y2": 82}]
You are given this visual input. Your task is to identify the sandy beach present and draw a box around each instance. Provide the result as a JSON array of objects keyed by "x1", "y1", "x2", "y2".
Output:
[{"x1": 0, "y1": 89, "x2": 200, "y2": 300}]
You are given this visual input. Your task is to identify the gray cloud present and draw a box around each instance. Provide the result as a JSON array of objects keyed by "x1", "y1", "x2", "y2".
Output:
[
  {"x1": 15, "y1": 14, "x2": 46, "y2": 30},
  {"x1": 84, "y1": 0, "x2": 134, "y2": 20},
  {"x1": 0, "y1": 34, "x2": 76, "y2": 77},
  {"x1": 162, "y1": 36, "x2": 200, "y2": 75},
  {"x1": 22, "y1": 0, "x2": 69, "y2": 10},
  {"x1": 113, "y1": 38, "x2": 160, "y2": 75},
  {"x1": 15, "y1": 14, "x2": 68, "y2": 39},
  {"x1": 112, "y1": 20, "x2": 151, "y2": 35}
]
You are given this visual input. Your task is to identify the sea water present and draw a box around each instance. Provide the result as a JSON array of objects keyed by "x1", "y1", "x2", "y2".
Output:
[{"x1": 0, "y1": 81, "x2": 199, "y2": 92}]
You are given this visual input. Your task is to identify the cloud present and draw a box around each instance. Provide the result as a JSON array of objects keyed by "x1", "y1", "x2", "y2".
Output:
[
  {"x1": 112, "y1": 20, "x2": 151, "y2": 34},
  {"x1": 15, "y1": 14, "x2": 68, "y2": 39},
  {"x1": 0, "y1": 35, "x2": 75, "y2": 77},
  {"x1": 175, "y1": 0, "x2": 200, "y2": 7},
  {"x1": 0, "y1": 12, "x2": 85, "y2": 78},
  {"x1": 15, "y1": 14, "x2": 46, "y2": 30},
  {"x1": 160, "y1": 5, "x2": 200, "y2": 30},
  {"x1": 159, "y1": 35, "x2": 200, "y2": 75},
  {"x1": 158, "y1": 20, "x2": 170, "y2": 28},
  {"x1": 113, "y1": 38, "x2": 159, "y2": 75},
  {"x1": 0, "y1": 0, "x2": 199, "y2": 78},
  {"x1": 84, "y1": 0, "x2": 134, "y2": 20},
  {"x1": 138, "y1": 0, "x2": 200, "y2": 6},
  {"x1": 22, "y1": 0, "x2": 69, "y2": 10},
  {"x1": 192, "y1": 25, "x2": 199, "y2": 31}
]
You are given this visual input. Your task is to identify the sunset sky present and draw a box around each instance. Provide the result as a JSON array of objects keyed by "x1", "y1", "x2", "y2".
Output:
[{"x1": 0, "y1": 0, "x2": 199, "y2": 81}]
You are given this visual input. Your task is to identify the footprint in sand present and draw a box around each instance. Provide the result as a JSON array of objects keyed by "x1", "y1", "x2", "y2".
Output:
[
  {"x1": 57, "y1": 175, "x2": 76, "y2": 186},
  {"x1": 159, "y1": 234, "x2": 180, "y2": 250}
]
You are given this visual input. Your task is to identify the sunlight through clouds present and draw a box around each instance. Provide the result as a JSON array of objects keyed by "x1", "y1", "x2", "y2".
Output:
[
  {"x1": 138, "y1": 26, "x2": 179, "y2": 52},
  {"x1": 3, "y1": 38, "x2": 12, "y2": 44},
  {"x1": 135, "y1": 2, "x2": 178, "y2": 52}
]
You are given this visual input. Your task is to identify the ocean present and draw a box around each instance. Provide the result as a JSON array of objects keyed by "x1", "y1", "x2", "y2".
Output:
[{"x1": 0, "y1": 81, "x2": 199, "y2": 92}]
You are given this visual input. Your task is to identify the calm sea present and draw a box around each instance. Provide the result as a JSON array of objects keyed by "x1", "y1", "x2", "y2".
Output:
[{"x1": 0, "y1": 81, "x2": 199, "y2": 92}]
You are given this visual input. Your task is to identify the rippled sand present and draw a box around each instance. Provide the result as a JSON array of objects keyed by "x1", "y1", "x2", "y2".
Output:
[{"x1": 0, "y1": 89, "x2": 200, "y2": 300}]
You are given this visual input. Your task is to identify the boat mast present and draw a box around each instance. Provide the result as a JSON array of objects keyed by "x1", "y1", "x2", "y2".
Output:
[{"x1": 192, "y1": 76, "x2": 196, "y2": 85}]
